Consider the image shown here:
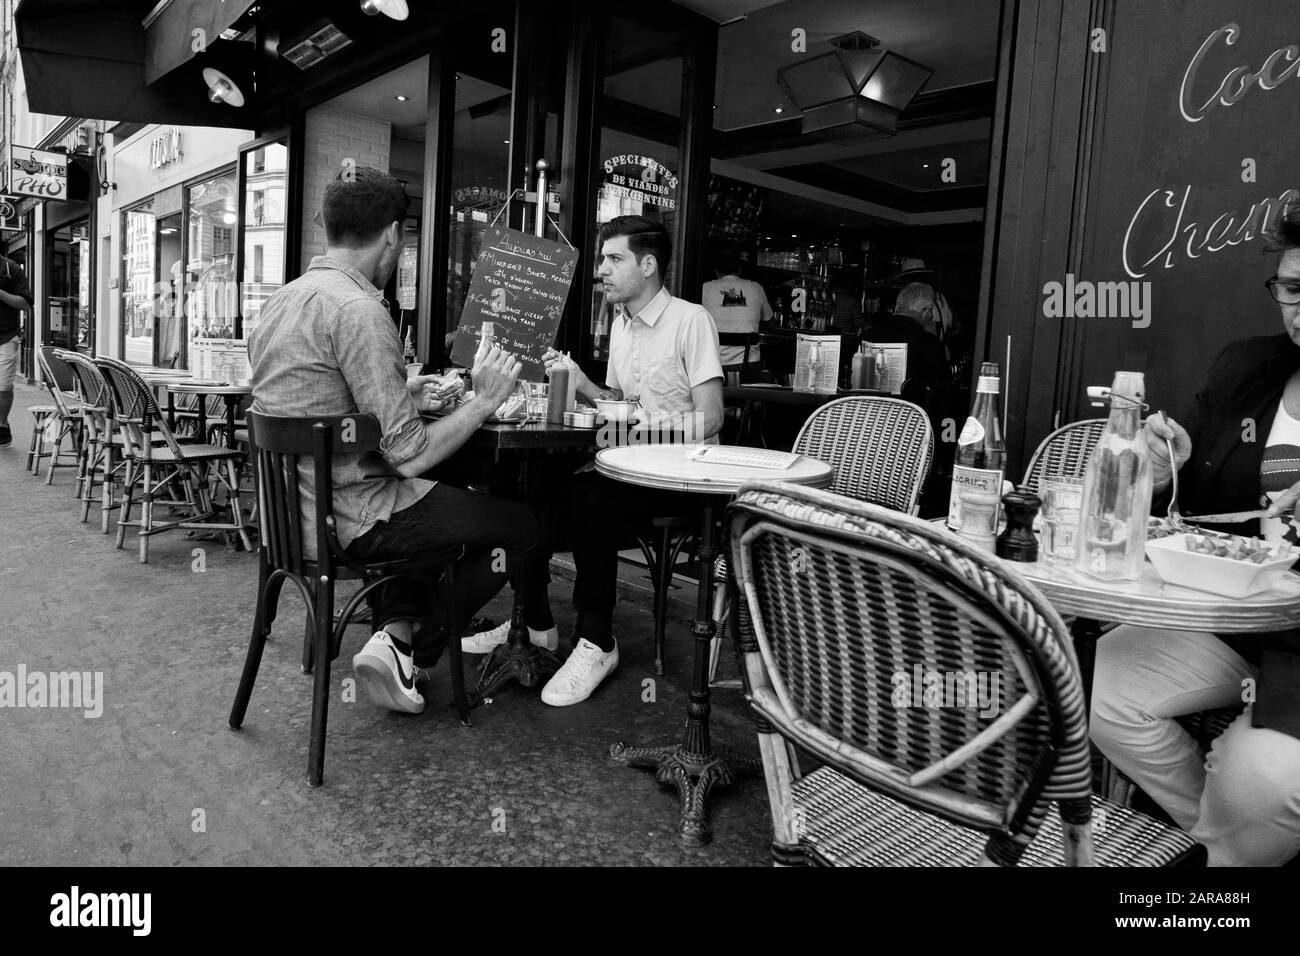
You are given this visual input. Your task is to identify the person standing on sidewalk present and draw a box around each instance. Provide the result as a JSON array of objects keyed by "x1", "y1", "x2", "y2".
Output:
[{"x1": 0, "y1": 255, "x2": 34, "y2": 448}]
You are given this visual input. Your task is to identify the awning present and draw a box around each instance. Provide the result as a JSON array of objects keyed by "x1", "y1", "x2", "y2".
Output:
[{"x1": 16, "y1": 0, "x2": 256, "y2": 128}]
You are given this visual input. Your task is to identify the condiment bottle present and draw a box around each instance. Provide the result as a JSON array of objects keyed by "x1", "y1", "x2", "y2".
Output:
[
  {"x1": 547, "y1": 365, "x2": 570, "y2": 424},
  {"x1": 996, "y1": 487, "x2": 1042, "y2": 562},
  {"x1": 851, "y1": 343, "x2": 869, "y2": 389},
  {"x1": 948, "y1": 362, "x2": 1006, "y2": 530},
  {"x1": 1075, "y1": 371, "x2": 1153, "y2": 581}
]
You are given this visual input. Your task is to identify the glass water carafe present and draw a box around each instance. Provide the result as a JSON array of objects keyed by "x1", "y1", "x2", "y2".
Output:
[{"x1": 1075, "y1": 371, "x2": 1154, "y2": 581}]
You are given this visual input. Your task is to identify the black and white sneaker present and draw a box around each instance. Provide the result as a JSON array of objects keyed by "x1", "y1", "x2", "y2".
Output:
[
  {"x1": 352, "y1": 631, "x2": 425, "y2": 714},
  {"x1": 0, "y1": 425, "x2": 10, "y2": 448}
]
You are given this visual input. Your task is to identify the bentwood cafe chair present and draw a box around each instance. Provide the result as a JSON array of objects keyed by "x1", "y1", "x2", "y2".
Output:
[
  {"x1": 230, "y1": 412, "x2": 471, "y2": 787},
  {"x1": 729, "y1": 481, "x2": 1205, "y2": 866}
]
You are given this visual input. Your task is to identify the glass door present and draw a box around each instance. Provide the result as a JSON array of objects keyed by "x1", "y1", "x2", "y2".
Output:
[
  {"x1": 237, "y1": 140, "x2": 288, "y2": 340},
  {"x1": 185, "y1": 166, "x2": 240, "y2": 369},
  {"x1": 121, "y1": 205, "x2": 156, "y2": 365},
  {"x1": 46, "y1": 219, "x2": 91, "y2": 351}
]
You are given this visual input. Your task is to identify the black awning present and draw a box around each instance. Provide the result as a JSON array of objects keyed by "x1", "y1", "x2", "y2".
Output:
[{"x1": 16, "y1": 0, "x2": 255, "y2": 128}]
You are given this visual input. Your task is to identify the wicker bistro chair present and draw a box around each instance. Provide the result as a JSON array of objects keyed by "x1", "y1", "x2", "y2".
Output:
[
  {"x1": 31, "y1": 347, "x2": 84, "y2": 485},
  {"x1": 229, "y1": 412, "x2": 472, "y2": 787},
  {"x1": 1021, "y1": 419, "x2": 1107, "y2": 493},
  {"x1": 792, "y1": 396, "x2": 934, "y2": 515},
  {"x1": 62, "y1": 352, "x2": 117, "y2": 529},
  {"x1": 729, "y1": 481, "x2": 1205, "y2": 866},
  {"x1": 94, "y1": 356, "x2": 253, "y2": 563}
]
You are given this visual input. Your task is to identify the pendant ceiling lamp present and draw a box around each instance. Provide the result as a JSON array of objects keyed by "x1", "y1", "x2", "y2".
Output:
[
  {"x1": 361, "y1": 0, "x2": 410, "y2": 20},
  {"x1": 203, "y1": 67, "x2": 245, "y2": 108},
  {"x1": 777, "y1": 31, "x2": 932, "y2": 140}
]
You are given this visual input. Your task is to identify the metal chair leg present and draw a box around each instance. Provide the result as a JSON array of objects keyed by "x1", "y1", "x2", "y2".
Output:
[
  {"x1": 442, "y1": 563, "x2": 471, "y2": 726},
  {"x1": 230, "y1": 554, "x2": 272, "y2": 730},
  {"x1": 307, "y1": 574, "x2": 335, "y2": 788}
]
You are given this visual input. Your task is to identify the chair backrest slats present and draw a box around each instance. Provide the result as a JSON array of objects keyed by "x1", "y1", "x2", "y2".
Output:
[
  {"x1": 246, "y1": 411, "x2": 383, "y2": 573},
  {"x1": 730, "y1": 480, "x2": 1090, "y2": 859},
  {"x1": 792, "y1": 396, "x2": 934, "y2": 514}
]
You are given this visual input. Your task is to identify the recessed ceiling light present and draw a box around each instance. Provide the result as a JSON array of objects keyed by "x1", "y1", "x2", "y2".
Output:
[
  {"x1": 790, "y1": 233, "x2": 797, "y2": 238},
  {"x1": 922, "y1": 163, "x2": 929, "y2": 168},
  {"x1": 774, "y1": 106, "x2": 784, "y2": 114},
  {"x1": 503, "y1": 139, "x2": 510, "y2": 144},
  {"x1": 394, "y1": 94, "x2": 409, "y2": 102}
]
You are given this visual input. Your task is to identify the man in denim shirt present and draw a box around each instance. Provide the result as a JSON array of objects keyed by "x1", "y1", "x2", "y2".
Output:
[{"x1": 249, "y1": 167, "x2": 556, "y2": 713}]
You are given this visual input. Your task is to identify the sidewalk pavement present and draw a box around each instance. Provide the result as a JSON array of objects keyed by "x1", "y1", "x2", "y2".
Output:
[{"x1": 0, "y1": 382, "x2": 772, "y2": 866}]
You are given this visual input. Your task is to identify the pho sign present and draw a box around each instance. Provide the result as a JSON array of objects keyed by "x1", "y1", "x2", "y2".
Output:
[
  {"x1": 0, "y1": 195, "x2": 21, "y2": 232},
  {"x1": 9, "y1": 146, "x2": 67, "y2": 200}
]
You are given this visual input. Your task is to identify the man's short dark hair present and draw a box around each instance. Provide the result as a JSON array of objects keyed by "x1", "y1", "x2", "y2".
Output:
[
  {"x1": 715, "y1": 247, "x2": 742, "y2": 276},
  {"x1": 323, "y1": 166, "x2": 410, "y2": 247},
  {"x1": 599, "y1": 215, "x2": 672, "y2": 279}
]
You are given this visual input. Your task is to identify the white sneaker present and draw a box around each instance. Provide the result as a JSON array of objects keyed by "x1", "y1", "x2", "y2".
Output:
[
  {"x1": 352, "y1": 631, "x2": 425, "y2": 714},
  {"x1": 461, "y1": 620, "x2": 559, "y2": 654},
  {"x1": 540, "y1": 638, "x2": 618, "y2": 706}
]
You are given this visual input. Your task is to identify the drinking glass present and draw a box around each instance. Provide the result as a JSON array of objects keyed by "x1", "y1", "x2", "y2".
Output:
[
  {"x1": 1041, "y1": 474, "x2": 1084, "y2": 565},
  {"x1": 522, "y1": 381, "x2": 549, "y2": 420}
]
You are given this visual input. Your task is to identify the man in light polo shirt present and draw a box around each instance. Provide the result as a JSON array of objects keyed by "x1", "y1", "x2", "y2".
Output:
[{"x1": 527, "y1": 215, "x2": 723, "y2": 706}]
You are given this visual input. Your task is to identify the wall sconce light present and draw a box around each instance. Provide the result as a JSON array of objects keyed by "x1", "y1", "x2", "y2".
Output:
[
  {"x1": 360, "y1": 0, "x2": 409, "y2": 20},
  {"x1": 96, "y1": 142, "x2": 116, "y2": 194},
  {"x1": 203, "y1": 67, "x2": 245, "y2": 107}
]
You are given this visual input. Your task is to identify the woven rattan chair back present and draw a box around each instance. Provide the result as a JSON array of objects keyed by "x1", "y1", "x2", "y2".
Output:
[
  {"x1": 62, "y1": 351, "x2": 110, "y2": 411},
  {"x1": 94, "y1": 356, "x2": 184, "y2": 460},
  {"x1": 792, "y1": 396, "x2": 933, "y2": 513},
  {"x1": 730, "y1": 480, "x2": 1093, "y2": 864},
  {"x1": 1021, "y1": 419, "x2": 1107, "y2": 493},
  {"x1": 38, "y1": 347, "x2": 80, "y2": 418}
]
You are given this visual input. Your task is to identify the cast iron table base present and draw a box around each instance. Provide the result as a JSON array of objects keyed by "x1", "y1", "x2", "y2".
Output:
[
  {"x1": 472, "y1": 613, "x2": 560, "y2": 705},
  {"x1": 608, "y1": 500, "x2": 760, "y2": 846}
]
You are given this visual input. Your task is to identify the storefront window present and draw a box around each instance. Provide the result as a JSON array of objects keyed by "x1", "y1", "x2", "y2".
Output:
[
  {"x1": 185, "y1": 167, "x2": 239, "y2": 368},
  {"x1": 47, "y1": 220, "x2": 91, "y2": 351},
  {"x1": 240, "y1": 143, "x2": 287, "y2": 336},
  {"x1": 121, "y1": 207, "x2": 156, "y2": 365},
  {"x1": 589, "y1": 23, "x2": 685, "y2": 361},
  {"x1": 446, "y1": 72, "x2": 513, "y2": 327}
]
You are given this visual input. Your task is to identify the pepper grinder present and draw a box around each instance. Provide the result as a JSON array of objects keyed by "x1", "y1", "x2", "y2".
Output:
[{"x1": 997, "y1": 487, "x2": 1042, "y2": 562}]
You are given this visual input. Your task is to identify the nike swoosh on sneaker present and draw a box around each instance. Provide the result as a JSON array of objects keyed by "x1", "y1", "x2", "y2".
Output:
[{"x1": 387, "y1": 645, "x2": 415, "y2": 690}]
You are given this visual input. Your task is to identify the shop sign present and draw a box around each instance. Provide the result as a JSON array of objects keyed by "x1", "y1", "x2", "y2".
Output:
[
  {"x1": 149, "y1": 126, "x2": 183, "y2": 170},
  {"x1": 600, "y1": 154, "x2": 678, "y2": 210},
  {"x1": 0, "y1": 195, "x2": 22, "y2": 232},
  {"x1": 9, "y1": 146, "x2": 67, "y2": 200},
  {"x1": 453, "y1": 185, "x2": 508, "y2": 208}
]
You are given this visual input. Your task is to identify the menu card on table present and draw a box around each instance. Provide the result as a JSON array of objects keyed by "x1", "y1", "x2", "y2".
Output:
[
  {"x1": 793, "y1": 333, "x2": 841, "y2": 394},
  {"x1": 450, "y1": 226, "x2": 579, "y2": 382},
  {"x1": 874, "y1": 343, "x2": 908, "y2": 395}
]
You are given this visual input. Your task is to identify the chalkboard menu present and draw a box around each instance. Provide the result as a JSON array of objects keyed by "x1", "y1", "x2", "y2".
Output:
[
  {"x1": 1073, "y1": 1, "x2": 1299, "y2": 420},
  {"x1": 449, "y1": 226, "x2": 578, "y2": 382}
]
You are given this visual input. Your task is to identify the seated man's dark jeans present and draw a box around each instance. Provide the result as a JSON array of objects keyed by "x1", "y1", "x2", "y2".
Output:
[
  {"x1": 546, "y1": 469, "x2": 701, "y2": 649},
  {"x1": 345, "y1": 483, "x2": 552, "y2": 667}
]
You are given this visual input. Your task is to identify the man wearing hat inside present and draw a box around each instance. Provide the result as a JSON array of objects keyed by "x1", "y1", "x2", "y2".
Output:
[{"x1": 864, "y1": 277, "x2": 950, "y2": 390}]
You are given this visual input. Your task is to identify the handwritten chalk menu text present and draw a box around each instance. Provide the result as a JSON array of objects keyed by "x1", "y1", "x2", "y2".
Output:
[{"x1": 450, "y1": 226, "x2": 578, "y2": 381}]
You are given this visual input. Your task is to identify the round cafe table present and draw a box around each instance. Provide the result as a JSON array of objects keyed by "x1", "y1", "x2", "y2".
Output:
[
  {"x1": 1014, "y1": 554, "x2": 1300, "y2": 705},
  {"x1": 595, "y1": 443, "x2": 833, "y2": 846},
  {"x1": 167, "y1": 382, "x2": 251, "y2": 448}
]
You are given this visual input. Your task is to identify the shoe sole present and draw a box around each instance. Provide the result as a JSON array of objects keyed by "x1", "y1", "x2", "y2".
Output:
[{"x1": 353, "y1": 657, "x2": 424, "y2": 714}]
